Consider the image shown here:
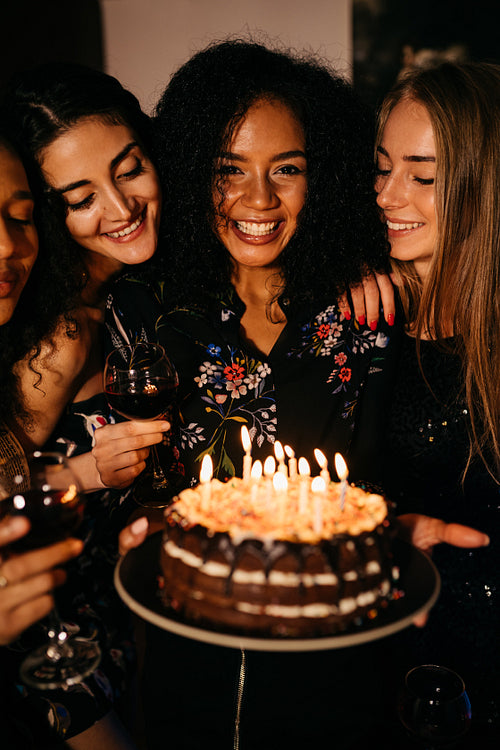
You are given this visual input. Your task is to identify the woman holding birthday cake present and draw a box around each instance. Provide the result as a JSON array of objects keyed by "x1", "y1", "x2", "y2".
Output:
[{"x1": 99, "y1": 39, "x2": 401, "y2": 749}]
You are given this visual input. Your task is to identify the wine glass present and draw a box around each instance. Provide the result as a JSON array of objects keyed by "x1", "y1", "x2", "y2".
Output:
[
  {"x1": 0, "y1": 451, "x2": 101, "y2": 689},
  {"x1": 104, "y1": 342, "x2": 180, "y2": 507},
  {"x1": 398, "y1": 664, "x2": 472, "y2": 748}
]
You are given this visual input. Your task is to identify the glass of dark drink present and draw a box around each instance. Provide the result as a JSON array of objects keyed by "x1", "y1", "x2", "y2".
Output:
[
  {"x1": 0, "y1": 451, "x2": 101, "y2": 689},
  {"x1": 398, "y1": 664, "x2": 472, "y2": 749},
  {"x1": 104, "y1": 342, "x2": 180, "y2": 507}
]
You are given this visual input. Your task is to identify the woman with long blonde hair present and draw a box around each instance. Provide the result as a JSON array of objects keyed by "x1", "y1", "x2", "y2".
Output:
[{"x1": 375, "y1": 61, "x2": 500, "y2": 738}]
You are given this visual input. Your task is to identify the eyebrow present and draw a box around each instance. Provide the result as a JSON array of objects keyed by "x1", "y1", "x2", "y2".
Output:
[
  {"x1": 377, "y1": 145, "x2": 435, "y2": 163},
  {"x1": 12, "y1": 190, "x2": 33, "y2": 201},
  {"x1": 54, "y1": 141, "x2": 139, "y2": 194},
  {"x1": 219, "y1": 149, "x2": 306, "y2": 162}
]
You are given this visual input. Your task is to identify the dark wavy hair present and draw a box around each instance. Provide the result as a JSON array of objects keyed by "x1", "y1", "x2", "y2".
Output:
[
  {"x1": 0, "y1": 61, "x2": 155, "y2": 286},
  {"x1": 152, "y1": 39, "x2": 389, "y2": 307},
  {"x1": 0, "y1": 63, "x2": 154, "y2": 422},
  {"x1": 0, "y1": 130, "x2": 74, "y2": 424}
]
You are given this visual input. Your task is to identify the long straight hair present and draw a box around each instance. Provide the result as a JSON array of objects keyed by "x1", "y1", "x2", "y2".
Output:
[{"x1": 376, "y1": 62, "x2": 500, "y2": 478}]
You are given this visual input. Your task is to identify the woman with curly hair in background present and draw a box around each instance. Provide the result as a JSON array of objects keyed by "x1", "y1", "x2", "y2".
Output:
[{"x1": 100, "y1": 39, "x2": 401, "y2": 750}]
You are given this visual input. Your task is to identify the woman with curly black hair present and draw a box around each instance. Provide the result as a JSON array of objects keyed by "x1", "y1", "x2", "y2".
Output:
[
  {"x1": 101, "y1": 40, "x2": 403, "y2": 750},
  {"x1": 97, "y1": 39, "x2": 396, "y2": 491}
]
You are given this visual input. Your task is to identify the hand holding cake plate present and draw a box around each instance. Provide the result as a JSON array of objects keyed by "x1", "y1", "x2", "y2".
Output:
[{"x1": 114, "y1": 464, "x2": 439, "y2": 653}]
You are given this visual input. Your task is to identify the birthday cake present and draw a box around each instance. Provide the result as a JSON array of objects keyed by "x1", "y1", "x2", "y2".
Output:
[{"x1": 159, "y1": 466, "x2": 399, "y2": 637}]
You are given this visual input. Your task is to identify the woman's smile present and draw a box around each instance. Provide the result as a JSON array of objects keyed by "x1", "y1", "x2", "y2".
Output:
[{"x1": 214, "y1": 97, "x2": 307, "y2": 271}]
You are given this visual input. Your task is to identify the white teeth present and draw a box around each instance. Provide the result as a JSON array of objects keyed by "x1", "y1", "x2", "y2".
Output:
[
  {"x1": 387, "y1": 220, "x2": 423, "y2": 231},
  {"x1": 106, "y1": 215, "x2": 142, "y2": 238},
  {"x1": 235, "y1": 220, "x2": 279, "y2": 236}
]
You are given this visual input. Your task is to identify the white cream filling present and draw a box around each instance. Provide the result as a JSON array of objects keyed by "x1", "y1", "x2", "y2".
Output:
[
  {"x1": 106, "y1": 214, "x2": 143, "y2": 238},
  {"x1": 387, "y1": 220, "x2": 423, "y2": 231},
  {"x1": 163, "y1": 540, "x2": 380, "y2": 587},
  {"x1": 235, "y1": 586, "x2": 383, "y2": 619},
  {"x1": 235, "y1": 220, "x2": 279, "y2": 236}
]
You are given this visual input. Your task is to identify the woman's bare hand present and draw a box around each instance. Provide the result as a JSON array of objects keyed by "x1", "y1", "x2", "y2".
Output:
[
  {"x1": 339, "y1": 270, "x2": 396, "y2": 329},
  {"x1": 0, "y1": 516, "x2": 83, "y2": 645},
  {"x1": 92, "y1": 420, "x2": 170, "y2": 489},
  {"x1": 397, "y1": 513, "x2": 489, "y2": 626}
]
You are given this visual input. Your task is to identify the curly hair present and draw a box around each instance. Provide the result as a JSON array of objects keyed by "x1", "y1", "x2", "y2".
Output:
[
  {"x1": 152, "y1": 39, "x2": 389, "y2": 308},
  {"x1": 0, "y1": 62, "x2": 155, "y2": 422},
  {"x1": 0, "y1": 130, "x2": 76, "y2": 424}
]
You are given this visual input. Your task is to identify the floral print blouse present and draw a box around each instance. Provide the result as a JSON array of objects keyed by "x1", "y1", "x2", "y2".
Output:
[{"x1": 106, "y1": 274, "x2": 393, "y2": 487}]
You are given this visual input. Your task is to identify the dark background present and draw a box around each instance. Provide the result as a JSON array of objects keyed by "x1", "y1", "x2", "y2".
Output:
[
  {"x1": 1, "y1": 1, "x2": 103, "y2": 89},
  {"x1": 353, "y1": 0, "x2": 500, "y2": 110}
]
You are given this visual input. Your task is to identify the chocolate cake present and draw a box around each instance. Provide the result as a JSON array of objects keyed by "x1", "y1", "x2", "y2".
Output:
[{"x1": 159, "y1": 475, "x2": 399, "y2": 637}]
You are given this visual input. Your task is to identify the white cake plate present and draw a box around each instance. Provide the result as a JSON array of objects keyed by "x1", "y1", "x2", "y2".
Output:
[{"x1": 114, "y1": 533, "x2": 440, "y2": 652}]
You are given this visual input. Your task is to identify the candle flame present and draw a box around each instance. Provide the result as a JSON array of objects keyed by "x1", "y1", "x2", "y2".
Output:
[
  {"x1": 200, "y1": 454, "x2": 213, "y2": 483},
  {"x1": 251, "y1": 460, "x2": 263, "y2": 480},
  {"x1": 314, "y1": 448, "x2": 327, "y2": 469},
  {"x1": 284, "y1": 444, "x2": 294, "y2": 459},
  {"x1": 61, "y1": 484, "x2": 78, "y2": 504},
  {"x1": 264, "y1": 455, "x2": 276, "y2": 477},
  {"x1": 334, "y1": 453, "x2": 348, "y2": 480},
  {"x1": 298, "y1": 457, "x2": 310, "y2": 476},
  {"x1": 311, "y1": 476, "x2": 326, "y2": 493},
  {"x1": 241, "y1": 425, "x2": 251, "y2": 453},
  {"x1": 273, "y1": 472, "x2": 288, "y2": 493},
  {"x1": 274, "y1": 440, "x2": 285, "y2": 462}
]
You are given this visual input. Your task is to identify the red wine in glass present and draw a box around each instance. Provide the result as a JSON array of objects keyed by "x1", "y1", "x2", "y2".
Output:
[
  {"x1": 105, "y1": 376, "x2": 177, "y2": 420},
  {"x1": 0, "y1": 451, "x2": 101, "y2": 689},
  {"x1": 398, "y1": 664, "x2": 472, "y2": 749},
  {"x1": 104, "y1": 342, "x2": 180, "y2": 507},
  {"x1": 0, "y1": 488, "x2": 85, "y2": 553}
]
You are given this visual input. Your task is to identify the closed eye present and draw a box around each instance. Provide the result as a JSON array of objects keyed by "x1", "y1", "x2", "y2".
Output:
[{"x1": 67, "y1": 194, "x2": 95, "y2": 212}]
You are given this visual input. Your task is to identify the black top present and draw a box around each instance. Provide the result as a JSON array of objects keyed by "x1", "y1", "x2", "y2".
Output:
[
  {"x1": 105, "y1": 273, "x2": 394, "y2": 486},
  {"x1": 378, "y1": 333, "x2": 500, "y2": 737}
]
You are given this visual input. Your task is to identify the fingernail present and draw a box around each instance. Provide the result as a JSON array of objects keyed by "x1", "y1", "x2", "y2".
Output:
[
  {"x1": 387, "y1": 313, "x2": 395, "y2": 326},
  {"x1": 369, "y1": 320, "x2": 377, "y2": 331},
  {"x1": 131, "y1": 516, "x2": 149, "y2": 536},
  {"x1": 343, "y1": 310, "x2": 351, "y2": 321},
  {"x1": 159, "y1": 421, "x2": 170, "y2": 430},
  {"x1": 358, "y1": 315, "x2": 366, "y2": 326},
  {"x1": 70, "y1": 539, "x2": 84, "y2": 554},
  {"x1": 481, "y1": 534, "x2": 490, "y2": 546}
]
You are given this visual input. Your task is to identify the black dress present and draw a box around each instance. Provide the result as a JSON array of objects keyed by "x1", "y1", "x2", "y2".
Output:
[
  {"x1": 378, "y1": 334, "x2": 500, "y2": 743},
  {"x1": 105, "y1": 273, "x2": 400, "y2": 750}
]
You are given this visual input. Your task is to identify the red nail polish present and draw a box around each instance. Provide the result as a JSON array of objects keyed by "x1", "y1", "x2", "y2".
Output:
[
  {"x1": 358, "y1": 315, "x2": 366, "y2": 326},
  {"x1": 387, "y1": 313, "x2": 395, "y2": 326},
  {"x1": 369, "y1": 320, "x2": 377, "y2": 331},
  {"x1": 343, "y1": 310, "x2": 351, "y2": 320}
]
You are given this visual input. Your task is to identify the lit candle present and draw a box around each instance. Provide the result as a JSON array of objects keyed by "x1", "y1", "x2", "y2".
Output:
[
  {"x1": 314, "y1": 448, "x2": 330, "y2": 484},
  {"x1": 250, "y1": 459, "x2": 262, "y2": 502},
  {"x1": 284, "y1": 445, "x2": 297, "y2": 479},
  {"x1": 200, "y1": 454, "x2": 213, "y2": 510},
  {"x1": 298, "y1": 457, "x2": 310, "y2": 515},
  {"x1": 334, "y1": 453, "x2": 348, "y2": 511},
  {"x1": 263, "y1": 455, "x2": 276, "y2": 507},
  {"x1": 311, "y1": 476, "x2": 326, "y2": 535},
  {"x1": 273, "y1": 471, "x2": 288, "y2": 495},
  {"x1": 241, "y1": 425, "x2": 252, "y2": 482},
  {"x1": 274, "y1": 440, "x2": 287, "y2": 475},
  {"x1": 273, "y1": 471, "x2": 288, "y2": 526}
]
